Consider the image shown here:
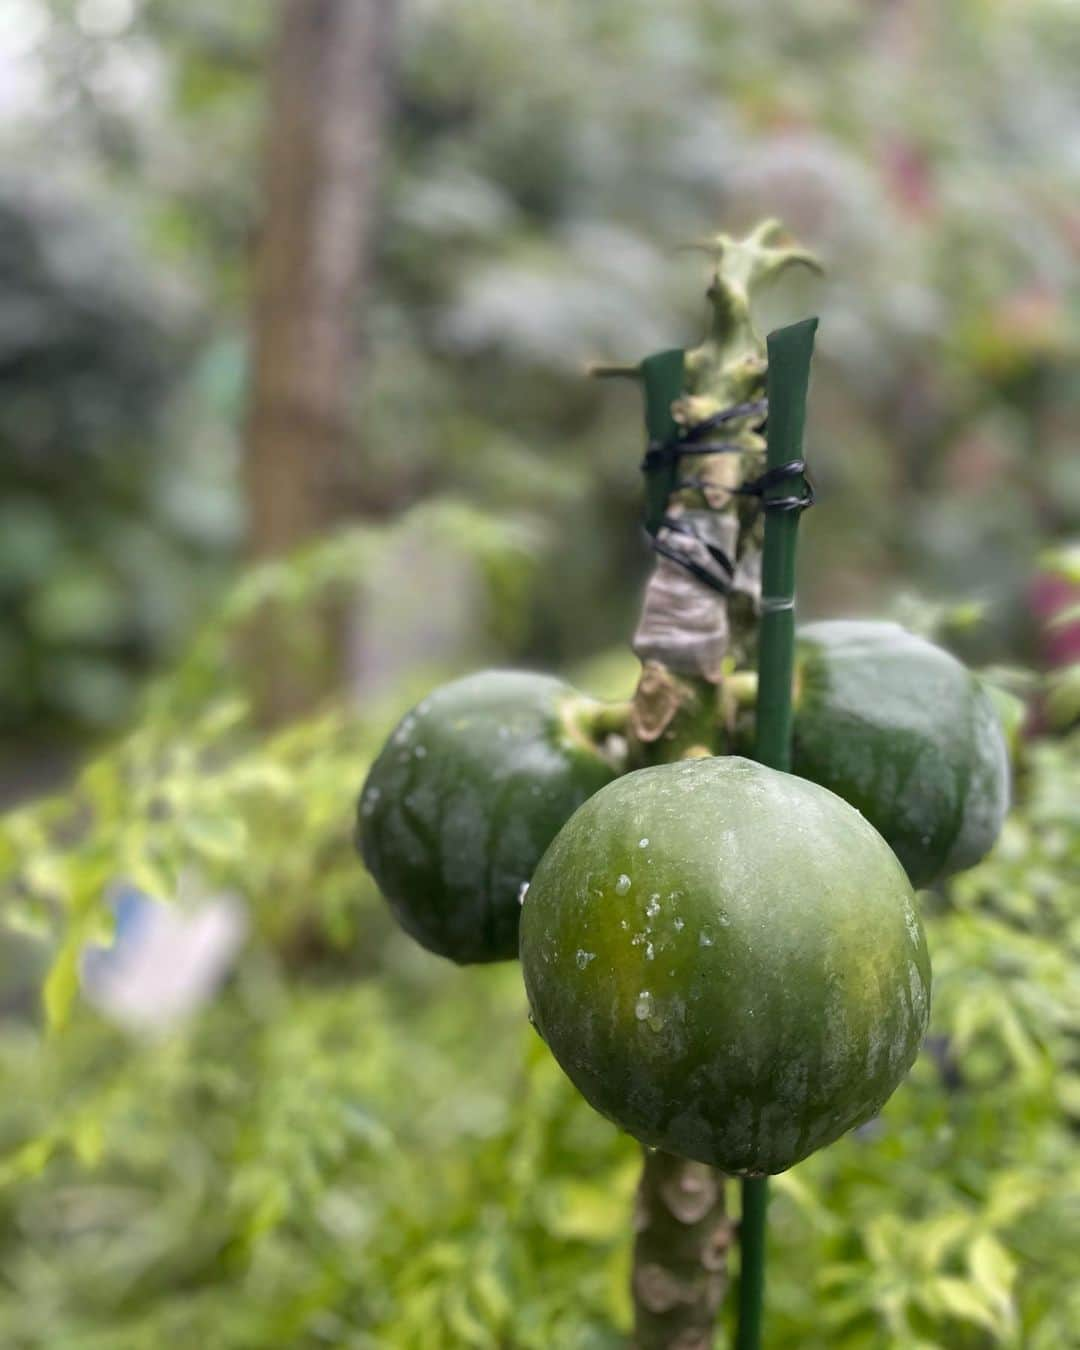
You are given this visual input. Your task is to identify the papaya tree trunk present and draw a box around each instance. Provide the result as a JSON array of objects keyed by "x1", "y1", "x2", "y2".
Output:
[
  {"x1": 611, "y1": 225, "x2": 821, "y2": 1350},
  {"x1": 632, "y1": 1149, "x2": 733, "y2": 1350},
  {"x1": 245, "y1": 0, "x2": 395, "y2": 723}
]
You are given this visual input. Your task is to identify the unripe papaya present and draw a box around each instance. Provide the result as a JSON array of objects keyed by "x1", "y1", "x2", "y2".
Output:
[
  {"x1": 357, "y1": 671, "x2": 620, "y2": 964},
  {"x1": 520, "y1": 756, "x2": 930, "y2": 1175},
  {"x1": 789, "y1": 622, "x2": 1010, "y2": 888}
]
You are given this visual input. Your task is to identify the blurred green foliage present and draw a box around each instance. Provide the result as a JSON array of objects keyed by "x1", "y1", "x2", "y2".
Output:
[
  {"x1": 3, "y1": 0, "x2": 1078, "y2": 744},
  {"x1": 0, "y1": 177, "x2": 239, "y2": 741},
  {"x1": 2, "y1": 3, "x2": 1079, "y2": 1346},
  {"x1": 1, "y1": 528, "x2": 1078, "y2": 1349}
]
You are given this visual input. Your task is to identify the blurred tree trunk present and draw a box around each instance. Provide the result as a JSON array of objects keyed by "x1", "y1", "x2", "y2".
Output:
[{"x1": 246, "y1": 0, "x2": 395, "y2": 723}]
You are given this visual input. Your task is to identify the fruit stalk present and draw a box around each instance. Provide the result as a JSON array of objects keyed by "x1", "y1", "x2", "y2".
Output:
[{"x1": 736, "y1": 317, "x2": 818, "y2": 1350}]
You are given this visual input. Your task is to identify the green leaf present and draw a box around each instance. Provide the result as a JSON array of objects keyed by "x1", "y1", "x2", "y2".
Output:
[
  {"x1": 1044, "y1": 667, "x2": 1080, "y2": 731},
  {"x1": 43, "y1": 933, "x2": 83, "y2": 1032},
  {"x1": 1039, "y1": 543, "x2": 1080, "y2": 584},
  {"x1": 543, "y1": 1179, "x2": 625, "y2": 1242},
  {"x1": 180, "y1": 812, "x2": 248, "y2": 863},
  {"x1": 968, "y1": 1233, "x2": 1016, "y2": 1316},
  {"x1": 922, "y1": 1277, "x2": 1004, "y2": 1335}
]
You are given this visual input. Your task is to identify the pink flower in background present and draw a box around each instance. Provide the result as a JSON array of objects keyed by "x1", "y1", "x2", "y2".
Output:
[{"x1": 881, "y1": 138, "x2": 936, "y2": 219}]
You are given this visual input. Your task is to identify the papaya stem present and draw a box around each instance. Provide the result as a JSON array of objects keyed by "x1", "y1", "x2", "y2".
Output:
[
  {"x1": 561, "y1": 697, "x2": 633, "y2": 773},
  {"x1": 724, "y1": 670, "x2": 758, "y2": 707},
  {"x1": 632, "y1": 1147, "x2": 734, "y2": 1350},
  {"x1": 563, "y1": 697, "x2": 633, "y2": 741},
  {"x1": 627, "y1": 664, "x2": 722, "y2": 769},
  {"x1": 586, "y1": 700, "x2": 635, "y2": 736}
]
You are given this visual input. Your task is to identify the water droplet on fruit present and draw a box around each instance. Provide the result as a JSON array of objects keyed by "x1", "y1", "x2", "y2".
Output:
[
  {"x1": 615, "y1": 874, "x2": 631, "y2": 895},
  {"x1": 413, "y1": 745, "x2": 427, "y2": 759},
  {"x1": 635, "y1": 991, "x2": 654, "y2": 1021},
  {"x1": 576, "y1": 949, "x2": 595, "y2": 969},
  {"x1": 517, "y1": 882, "x2": 530, "y2": 906},
  {"x1": 699, "y1": 930, "x2": 714, "y2": 948},
  {"x1": 393, "y1": 715, "x2": 416, "y2": 745},
  {"x1": 638, "y1": 838, "x2": 649, "y2": 849},
  {"x1": 646, "y1": 895, "x2": 660, "y2": 918},
  {"x1": 673, "y1": 917, "x2": 685, "y2": 932},
  {"x1": 645, "y1": 942, "x2": 655, "y2": 961}
]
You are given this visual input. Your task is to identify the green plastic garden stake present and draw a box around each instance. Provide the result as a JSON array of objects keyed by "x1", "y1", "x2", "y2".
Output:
[
  {"x1": 639, "y1": 348, "x2": 687, "y2": 536},
  {"x1": 737, "y1": 316, "x2": 818, "y2": 1350}
]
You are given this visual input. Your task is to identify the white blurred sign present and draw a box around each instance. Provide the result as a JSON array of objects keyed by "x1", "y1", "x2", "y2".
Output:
[{"x1": 81, "y1": 888, "x2": 247, "y2": 1035}]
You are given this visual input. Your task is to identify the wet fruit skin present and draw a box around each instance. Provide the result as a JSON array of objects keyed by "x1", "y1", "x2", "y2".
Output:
[
  {"x1": 791, "y1": 621, "x2": 1010, "y2": 888},
  {"x1": 357, "y1": 671, "x2": 619, "y2": 964},
  {"x1": 520, "y1": 756, "x2": 930, "y2": 1176}
]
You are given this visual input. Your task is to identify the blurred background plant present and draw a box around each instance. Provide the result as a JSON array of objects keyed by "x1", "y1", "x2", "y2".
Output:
[
  {"x1": 0, "y1": 175, "x2": 237, "y2": 758},
  {"x1": 0, "y1": 550, "x2": 1077, "y2": 1348},
  {"x1": 2, "y1": 0, "x2": 1077, "y2": 761},
  {"x1": 0, "y1": 0, "x2": 1078, "y2": 1345}
]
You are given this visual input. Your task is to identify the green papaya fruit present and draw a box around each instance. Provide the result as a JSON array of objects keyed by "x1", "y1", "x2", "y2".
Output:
[
  {"x1": 357, "y1": 671, "x2": 620, "y2": 964},
  {"x1": 520, "y1": 756, "x2": 930, "y2": 1176},
  {"x1": 787, "y1": 622, "x2": 1009, "y2": 888}
]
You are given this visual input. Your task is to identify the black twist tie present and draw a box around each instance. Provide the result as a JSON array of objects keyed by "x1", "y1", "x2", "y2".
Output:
[
  {"x1": 673, "y1": 462, "x2": 814, "y2": 508},
  {"x1": 650, "y1": 534, "x2": 736, "y2": 595},
  {"x1": 641, "y1": 399, "x2": 812, "y2": 592},
  {"x1": 682, "y1": 398, "x2": 769, "y2": 440},
  {"x1": 659, "y1": 515, "x2": 736, "y2": 578},
  {"x1": 741, "y1": 458, "x2": 815, "y2": 512},
  {"x1": 641, "y1": 439, "x2": 747, "y2": 473},
  {"x1": 640, "y1": 397, "x2": 768, "y2": 475}
]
